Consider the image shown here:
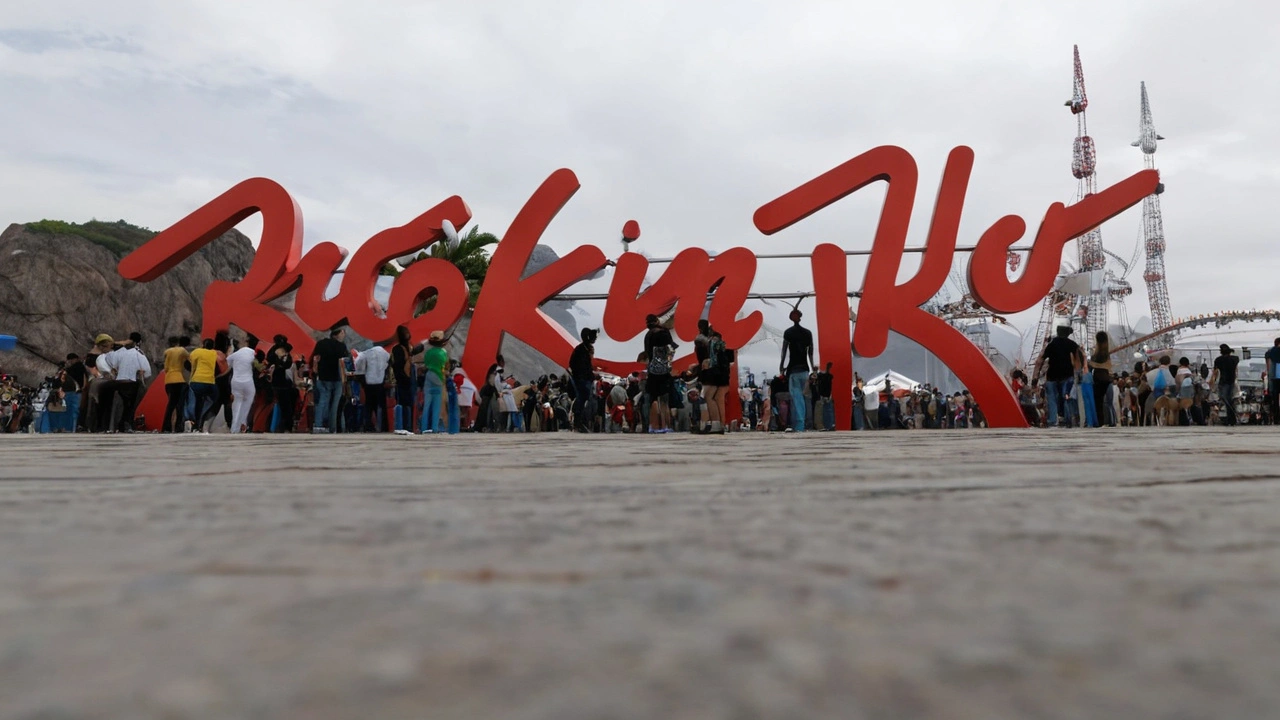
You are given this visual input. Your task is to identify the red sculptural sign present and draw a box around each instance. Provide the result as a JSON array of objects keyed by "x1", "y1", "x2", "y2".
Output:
[{"x1": 118, "y1": 146, "x2": 1157, "y2": 429}]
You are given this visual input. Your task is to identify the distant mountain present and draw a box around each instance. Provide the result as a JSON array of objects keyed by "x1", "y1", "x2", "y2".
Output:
[
  {"x1": 0, "y1": 219, "x2": 578, "y2": 386},
  {"x1": 0, "y1": 220, "x2": 255, "y2": 385}
]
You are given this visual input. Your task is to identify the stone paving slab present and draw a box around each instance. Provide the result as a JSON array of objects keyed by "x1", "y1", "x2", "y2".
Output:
[{"x1": 1, "y1": 429, "x2": 1278, "y2": 719}]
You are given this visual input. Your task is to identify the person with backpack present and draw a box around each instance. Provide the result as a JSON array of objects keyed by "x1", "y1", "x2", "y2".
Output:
[
  {"x1": 701, "y1": 329, "x2": 733, "y2": 434},
  {"x1": 642, "y1": 314, "x2": 677, "y2": 434},
  {"x1": 1174, "y1": 357, "x2": 1197, "y2": 426},
  {"x1": 1145, "y1": 356, "x2": 1177, "y2": 426}
]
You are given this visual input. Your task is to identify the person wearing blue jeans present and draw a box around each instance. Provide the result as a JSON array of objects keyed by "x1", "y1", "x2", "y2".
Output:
[
  {"x1": 421, "y1": 373, "x2": 443, "y2": 433},
  {"x1": 313, "y1": 380, "x2": 343, "y2": 432},
  {"x1": 1077, "y1": 371, "x2": 1098, "y2": 427},
  {"x1": 779, "y1": 308, "x2": 815, "y2": 432},
  {"x1": 446, "y1": 374, "x2": 460, "y2": 434},
  {"x1": 1043, "y1": 380, "x2": 1065, "y2": 426},
  {"x1": 309, "y1": 327, "x2": 349, "y2": 432},
  {"x1": 788, "y1": 371, "x2": 809, "y2": 431},
  {"x1": 1033, "y1": 325, "x2": 1083, "y2": 428}
]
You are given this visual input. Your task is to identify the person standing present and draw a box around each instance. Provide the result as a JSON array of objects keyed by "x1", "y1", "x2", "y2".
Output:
[
  {"x1": 862, "y1": 379, "x2": 880, "y2": 429},
  {"x1": 1266, "y1": 338, "x2": 1280, "y2": 424},
  {"x1": 779, "y1": 309, "x2": 814, "y2": 433},
  {"x1": 390, "y1": 326, "x2": 418, "y2": 434},
  {"x1": 815, "y1": 362, "x2": 835, "y2": 430},
  {"x1": 187, "y1": 339, "x2": 220, "y2": 433},
  {"x1": 207, "y1": 332, "x2": 234, "y2": 431},
  {"x1": 852, "y1": 379, "x2": 865, "y2": 430},
  {"x1": 83, "y1": 334, "x2": 115, "y2": 433},
  {"x1": 94, "y1": 336, "x2": 127, "y2": 432},
  {"x1": 60, "y1": 353, "x2": 86, "y2": 433},
  {"x1": 643, "y1": 314, "x2": 677, "y2": 434},
  {"x1": 1032, "y1": 326, "x2": 1082, "y2": 427},
  {"x1": 310, "y1": 327, "x2": 348, "y2": 433},
  {"x1": 268, "y1": 342, "x2": 296, "y2": 432},
  {"x1": 1210, "y1": 344, "x2": 1240, "y2": 426},
  {"x1": 568, "y1": 328, "x2": 598, "y2": 433},
  {"x1": 455, "y1": 370, "x2": 478, "y2": 430},
  {"x1": 420, "y1": 331, "x2": 449, "y2": 434},
  {"x1": 357, "y1": 343, "x2": 391, "y2": 432},
  {"x1": 1088, "y1": 332, "x2": 1114, "y2": 427},
  {"x1": 160, "y1": 336, "x2": 190, "y2": 433},
  {"x1": 228, "y1": 335, "x2": 259, "y2": 433},
  {"x1": 108, "y1": 333, "x2": 151, "y2": 432},
  {"x1": 445, "y1": 360, "x2": 461, "y2": 434},
  {"x1": 476, "y1": 354, "x2": 505, "y2": 433}
]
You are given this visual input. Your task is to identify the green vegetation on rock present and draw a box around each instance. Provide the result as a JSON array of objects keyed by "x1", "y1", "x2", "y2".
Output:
[{"x1": 25, "y1": 219, "x2": 156, "y2": 257}]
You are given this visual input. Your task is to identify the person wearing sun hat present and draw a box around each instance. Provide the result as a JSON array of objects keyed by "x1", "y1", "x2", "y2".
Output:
[{"x1": 420, "y1": 330, "x2": 449, "y2": 434}]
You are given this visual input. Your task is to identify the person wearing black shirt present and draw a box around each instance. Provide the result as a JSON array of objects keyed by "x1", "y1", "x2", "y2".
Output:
[
  {"x1": 814, "y1": 362, "x2": 835, "y2": 430},
  {"x1": 780, "y1": 309, "x2": 815, "y2": 432},
  {"x1": 643, "y1": 315, "x2": 677, "y2": 433},
  {"x1": 769, "y1": 373, "x2": 789, "y2": 431},
  {"x1": 268, "y1": 342, "x2": 296, "y2": 432},
  {"x1": 390, "y1": 325, "x2": 422, "y2": 434},
  {"x1": 309, "y1": 327, "x2": 348, "y2": 433},
  {"x1": 61, "y1": 353, "x2": 86, "y2": 433},
  {"x1": 1032, "y1": 325, "x2": 1082, "y2": 427},
  {"x1": 1265, "y1": 338, "x2": 1280, "y2": 423},
  {"x1": 568, "y1": 328, "x2": 598, "y2": 432},
  {"x1": 1210, "y1": 344, "x2": 1241, "y2": 426}
]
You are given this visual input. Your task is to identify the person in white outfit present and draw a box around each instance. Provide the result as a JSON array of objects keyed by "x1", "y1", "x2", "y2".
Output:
[{"x1": 228, "y1": 335, "x2": 261, "y2": 433}]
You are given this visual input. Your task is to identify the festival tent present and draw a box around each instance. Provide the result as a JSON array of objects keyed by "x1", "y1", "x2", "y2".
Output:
[{"x1": 862, "y1": 369, "x2": 921, "y2": 397}]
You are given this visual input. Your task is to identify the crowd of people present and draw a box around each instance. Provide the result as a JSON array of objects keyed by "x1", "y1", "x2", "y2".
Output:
[
  {"x1": 1018, "y1": 326, "x2": 1280, "y2": 427},
  {"x1": 11, "y1": 315, "x2": 1280, "y2": 434}
]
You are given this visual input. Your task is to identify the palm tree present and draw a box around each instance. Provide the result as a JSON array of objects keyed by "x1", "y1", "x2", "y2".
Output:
[{"x1": 403, "y1": 225, "x2": 499, "y2": 311}]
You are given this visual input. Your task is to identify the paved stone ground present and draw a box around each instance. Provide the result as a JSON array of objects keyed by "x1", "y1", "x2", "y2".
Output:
[{"x1": 1, "y1": 429, "x2": 1279, "y2": 720}]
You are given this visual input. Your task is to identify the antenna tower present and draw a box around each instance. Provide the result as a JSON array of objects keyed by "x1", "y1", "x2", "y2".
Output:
[
  {"x1": 1028, "y1": 45, "x2": 1109, "y2": 364},
  {"x1": 1133, "y1": 81, "x2": 1174, "y2": 346}
]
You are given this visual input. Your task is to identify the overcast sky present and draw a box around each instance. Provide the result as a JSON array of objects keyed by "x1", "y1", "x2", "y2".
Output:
[{"x1": 2, "y1": 1, "x2": 1278, "y2": 367}]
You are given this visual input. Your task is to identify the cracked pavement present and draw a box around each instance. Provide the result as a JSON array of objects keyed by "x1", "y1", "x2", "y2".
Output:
[{"x1": 1, "y1": 429, "x2": 1278, "y2": 719}]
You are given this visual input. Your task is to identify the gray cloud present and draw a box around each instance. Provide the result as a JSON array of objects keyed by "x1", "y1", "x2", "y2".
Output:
[{"x1": 2, "y1": 0, "x2": 1278, "y2": 371}]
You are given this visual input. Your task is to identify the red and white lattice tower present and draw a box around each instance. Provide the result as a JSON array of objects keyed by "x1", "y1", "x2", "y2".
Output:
[
  {"x1": 1029, "y1": 46, "x2": 1107, "y2": 363},
  {"x1": 1069, "y1": 45, "x2": 1108, "y2": 348},
  {"x1": 1133, "y1": 81, "x2": 1174, "y2": 346}
]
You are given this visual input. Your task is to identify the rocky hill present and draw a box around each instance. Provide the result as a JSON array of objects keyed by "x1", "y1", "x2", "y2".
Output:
[
  {"x1": 0, "y1": 219, "x2": 579, "y2": 386},
  {"x1": 0, "y1": 220, "x2": 255, "y2": 385}
]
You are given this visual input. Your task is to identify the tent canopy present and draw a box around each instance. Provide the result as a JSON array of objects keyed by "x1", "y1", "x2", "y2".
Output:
[{"x1": 862, "y1": 369, "x2": 921, "y2": 393}]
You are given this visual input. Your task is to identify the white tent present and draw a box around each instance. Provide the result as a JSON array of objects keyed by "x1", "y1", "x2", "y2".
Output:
[{"x1": 862, "y1": 369, "x2": 921, "y2": 393}]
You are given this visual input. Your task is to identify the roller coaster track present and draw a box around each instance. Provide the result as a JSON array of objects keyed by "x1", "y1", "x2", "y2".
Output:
[{"x1": 1111, "y1": 310, "x2": 1280, "y2": 356}]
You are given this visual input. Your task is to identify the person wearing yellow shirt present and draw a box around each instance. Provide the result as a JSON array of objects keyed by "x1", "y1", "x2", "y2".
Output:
[
  {"x1": 187, "y1": 338, "x2": 219, "y2": 433},
  {"x1": 161, "y1": 336, "x2": 190, "y2": 433}
]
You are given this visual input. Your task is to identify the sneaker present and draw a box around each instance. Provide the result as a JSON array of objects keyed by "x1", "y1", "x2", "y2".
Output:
[
  {"x1": 312, "y1": 427, "x2": 330, "y2": 434},
  {"x1": 394, "y1": 429, "x2": 412, "y2": 436},
  {"x1": 183, "y1": 420, "x2": 193, "y2": 433},
  {"x1": 784, "y1": 427, "x2": 795, "y2": 433}
]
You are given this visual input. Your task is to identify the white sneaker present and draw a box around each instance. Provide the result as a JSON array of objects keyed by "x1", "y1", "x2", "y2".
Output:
[{"x1": 394, "y1": 429, "x2": 412, "y2": 436}]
